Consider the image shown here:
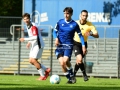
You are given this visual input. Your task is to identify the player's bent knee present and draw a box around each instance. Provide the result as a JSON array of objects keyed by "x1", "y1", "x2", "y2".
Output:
[
  {"x1": 29, "y1": 58, "x2": 32, "y2": 63},
  {"x1": 59, "y1": 60, "x2": 64, "y2": 66},
  {"x1": 76, "y1": 56, "x2": 83, "y2": 63},
  {"x1": 29, "y1": 60, "x2": 34, "y2": 65},
  {"x1": 29, "y1": 58, "x2": 36, "y2": 65},
  {"x1": 76, "y1": 60, "x2": 82, "y2": 64},
  {"x1": 63, "y1": 56, "x2": 69, "y2": 63}
]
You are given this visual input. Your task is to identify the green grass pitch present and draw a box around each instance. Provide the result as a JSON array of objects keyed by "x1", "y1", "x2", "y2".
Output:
[{"x1": 0, "y1": 75, "x2": 120, "y2": 90}]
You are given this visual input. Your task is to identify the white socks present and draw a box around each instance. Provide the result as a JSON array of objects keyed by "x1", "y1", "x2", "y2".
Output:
[
  {"x1": 38, "y1": 68, "x2": 45, "y2": 77},
  {"x1": 64, "y1": 72, "x2": 69, "y2": 75}
]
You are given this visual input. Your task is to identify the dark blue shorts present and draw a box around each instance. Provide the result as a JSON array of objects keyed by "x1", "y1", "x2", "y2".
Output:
[{"x1": 55, "y1": 44, "x2": 73, "y2": 60}]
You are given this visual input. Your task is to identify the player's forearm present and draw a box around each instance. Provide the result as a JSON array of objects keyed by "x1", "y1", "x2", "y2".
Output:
[
  {"x1": 78, "y1": 33, "x2": 85, "y2": 46},
  {"x1": 90, "y1": 30, "x2": 99, "y2": 38},
  {"x1": 24, "y1": 36, "x2": 37, "y2": 41},
  {"x1": 92, "y1": 33, "x2": 99, "y2": 38}
]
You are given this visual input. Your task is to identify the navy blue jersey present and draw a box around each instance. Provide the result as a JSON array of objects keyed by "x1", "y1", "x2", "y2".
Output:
[{"x1": 53, "y1": 19, "x2": 85, "y2": 46}]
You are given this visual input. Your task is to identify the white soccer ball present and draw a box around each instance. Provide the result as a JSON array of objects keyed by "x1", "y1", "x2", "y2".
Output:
[{"x1": 50, "y1": 74, "x2": 60, "y2": 84}]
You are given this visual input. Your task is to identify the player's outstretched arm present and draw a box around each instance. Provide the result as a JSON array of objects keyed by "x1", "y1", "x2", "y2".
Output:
[
  {"x1": 19, "y1": 38, "x2": 25, "y2": 42},
  {"x1": 19, "y1": 36, "x2": 37, "y2": 42},
  {"x1": 24, "y1": 36, "x2": 37, "y2": 41}
]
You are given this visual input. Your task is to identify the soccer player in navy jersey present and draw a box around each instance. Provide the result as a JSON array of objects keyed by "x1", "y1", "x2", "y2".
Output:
[
  {"x1": 19, "y1": 13, "x2": 51, "y2": 80},
  {"x1": 53, "y1": 7, "x2": 86, "y2": 84}
]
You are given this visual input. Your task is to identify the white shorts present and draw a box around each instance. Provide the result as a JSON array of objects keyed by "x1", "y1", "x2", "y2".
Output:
[{"x1": 29, "y1": 45, "x2": 43, "y2": 59}]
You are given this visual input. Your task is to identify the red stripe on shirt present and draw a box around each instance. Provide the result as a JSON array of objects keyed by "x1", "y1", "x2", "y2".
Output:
[{"x1": 31, "y1": 26, "x2": 38, "y2": 36}]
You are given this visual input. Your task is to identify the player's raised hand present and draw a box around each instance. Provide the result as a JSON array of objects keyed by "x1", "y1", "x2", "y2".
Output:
[
  {"x1": 19, "y1": 38, "x2": 25, "y2": 42},
  {"x1": 26, "y1": 42, "x2": 31, "y2": 49},
  {"x1": 55, "y1": 38, "x2": 59, "y2": 46}
]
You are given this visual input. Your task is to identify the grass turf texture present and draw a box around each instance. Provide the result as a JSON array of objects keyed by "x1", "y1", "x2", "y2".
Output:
[{"x1": 0, "y1": 75, "x2": 120, "y2": 90}]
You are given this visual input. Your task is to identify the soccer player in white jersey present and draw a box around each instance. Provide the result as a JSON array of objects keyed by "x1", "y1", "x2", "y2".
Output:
[{"x1": 19, "y1": 13, "x2": 51, "y2": 80}]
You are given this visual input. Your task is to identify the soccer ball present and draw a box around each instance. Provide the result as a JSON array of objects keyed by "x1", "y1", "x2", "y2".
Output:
[{"x1": 50, "y1": 74, "x2": 60, "y2": 84}]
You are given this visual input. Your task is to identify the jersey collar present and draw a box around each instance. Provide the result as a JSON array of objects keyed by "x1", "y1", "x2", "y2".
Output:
[
  {"x1": 80, "y1": 20, "x2": 87, "y2": 25},
  {"x1": 65, "y1": 19, "x2": 72, "y2": 23},
  {"x1": 27, "y1": 22, "x2": 33, "y2": 29}
]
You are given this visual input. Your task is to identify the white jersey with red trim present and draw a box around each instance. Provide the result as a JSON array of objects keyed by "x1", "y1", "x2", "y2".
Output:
[{"x1": 24, "y1": 22, "x2": 44, "y2": 48}]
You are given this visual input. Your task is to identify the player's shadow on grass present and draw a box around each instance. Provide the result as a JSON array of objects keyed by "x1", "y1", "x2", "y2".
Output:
[{"x1": 103, "y1": 0, "x2": 120, "y2": 25}]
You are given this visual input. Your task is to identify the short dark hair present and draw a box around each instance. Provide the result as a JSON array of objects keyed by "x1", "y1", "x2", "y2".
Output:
[
  {"x1": 81, "y1": 10, "x2": 88, "y2": 14},
  {"x1": 22, "y1": 13, "x2": 30, "y2": 19},
  {"x1": 63, "y1": 7, "x2": 73, "y2": 14}
]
